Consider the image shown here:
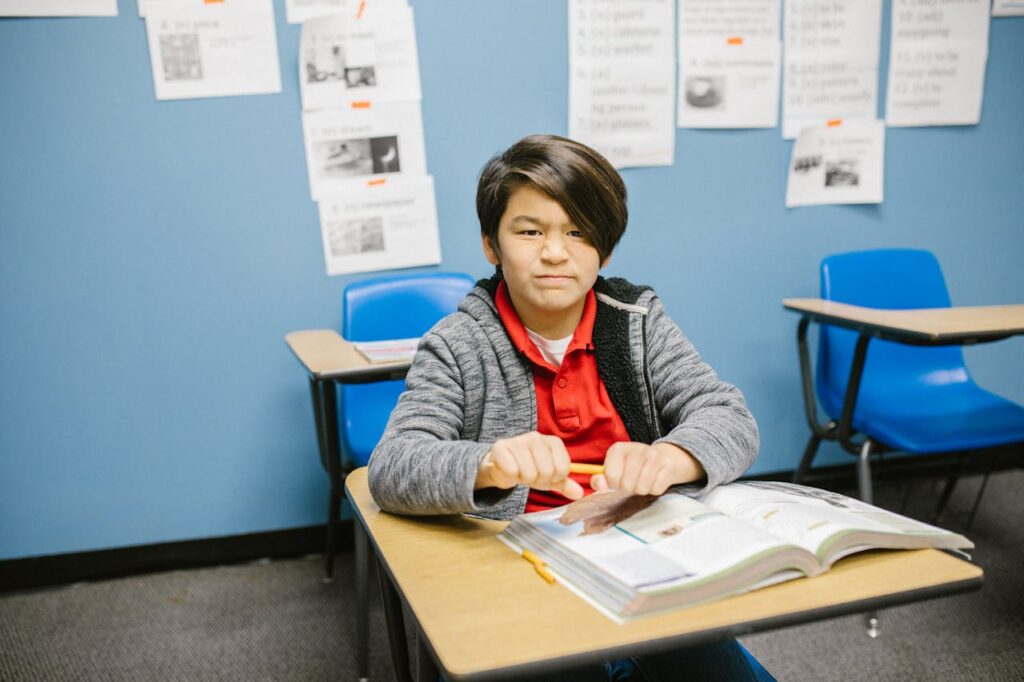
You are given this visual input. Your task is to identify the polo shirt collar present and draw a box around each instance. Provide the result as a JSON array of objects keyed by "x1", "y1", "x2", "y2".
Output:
[{"x1": 495, "y1": 280, "x2": 596, "y2": 370}]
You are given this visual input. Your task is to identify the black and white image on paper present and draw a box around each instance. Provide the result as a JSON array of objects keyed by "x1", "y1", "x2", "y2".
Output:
[
  {"x1": 160, "y1": 34, "x2": 203, "y2": 81},
  {"x1": 792, "y1": 155, "x2": 821, "y2": 174},
  {"x1": 825, "y1": 159, "x2": 859, "y2": 187},
  {"x1": 314, "y1": 135, "x2": 400, "y2": 178},
  {"x1": 684, "y1": 76, "x2": 724, "y2": 109},
  {"x1": 327, "y1": 217, "x2": 386, "y2": 257},
  {"x1": 304, "y1": 44, "x2": 346, "y2": 83}
]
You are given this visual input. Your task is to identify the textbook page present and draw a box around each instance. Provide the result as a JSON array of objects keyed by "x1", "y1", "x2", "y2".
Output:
[
  {"x1": 885, "y1": 0, "x2": 990, "y2": 127},
  {"x1": 0, "y1": 0, "x2": 116, "y2": 15},
  {"x1": 302, "y1": 100, "x2": 427, "y2": 200},
  {"x1": 568, "y1": 0, "x2": 676, "y2": 168},
  {"x1": 317, "y1": 176, "x2": 440, "y2": 276},
  {"x1": 785, "y1": 119, "x2": 884, "y2": 207},
  {"x1": 144, "y1": 0, "x2": 282, "y2": 101},
  {"x1": 782, "y1": 0, "x2": 883, "y2": 139},
  {"x1": 702, "y1": 481, "x2": 971, "y2": 565},
  {"x1": 677, "y1": 0, "x2": 782, "y2": 128},
  {"x1": 504, "y1": 491, "x2": 815, "y2": 614},
  {"x1": 299, "y1": 6, "x2": 421, "y2": 111}
]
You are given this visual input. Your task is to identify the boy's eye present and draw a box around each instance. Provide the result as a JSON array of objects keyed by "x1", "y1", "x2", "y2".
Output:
[
  {"x1": 567, "y1": 230, "x2": 585, "y2": 239},
  {"x1": 519, "y1": 229, "x2": 541, "y2": 236}
]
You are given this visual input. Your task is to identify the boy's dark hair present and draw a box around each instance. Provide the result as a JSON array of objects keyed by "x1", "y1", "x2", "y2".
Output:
[{"x1": 476, "y1": 135, "x2": 628, "y2": 264}]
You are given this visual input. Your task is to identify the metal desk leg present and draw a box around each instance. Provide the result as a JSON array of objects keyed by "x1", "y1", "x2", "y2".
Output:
[
  {"x1": 310, "y1": 376, "x2": 345, "y2": 580},
  {"x1": 355, "y1": 520, "x2": 370, "y2": 682},
  {"x1": 378, "y1": 560, "x2": 412, "y2": 682},
  {"x1": 415, "y1": 629, "x2": 440, "y2": 682}
]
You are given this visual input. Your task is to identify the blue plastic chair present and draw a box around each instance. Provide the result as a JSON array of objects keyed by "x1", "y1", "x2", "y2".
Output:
[
  {"x1": 793, "y1": 249, "x2": 1024, "y2": 519},
  {"x1": 323, "y1": 272, "x2": 474, "y2": 680},
  {"x1": 340, "y1": 272, "x2": 477, "y2": 469}
]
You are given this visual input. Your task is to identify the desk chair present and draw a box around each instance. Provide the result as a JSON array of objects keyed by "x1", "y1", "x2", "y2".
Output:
[
  {"x1": 301, "y1": 271, "x2": 473, "y2": 682},
  {"x1": 793, "y1": 249, "x2": 1024, "y2": 525}
]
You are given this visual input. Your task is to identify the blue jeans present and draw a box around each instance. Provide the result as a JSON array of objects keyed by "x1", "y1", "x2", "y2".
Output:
[{"x1": 527, "y1": 638, "x2": 770, "y2": 682}]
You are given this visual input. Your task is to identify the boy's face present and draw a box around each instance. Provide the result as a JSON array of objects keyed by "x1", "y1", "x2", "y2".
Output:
[{"x1": 483, "y1": 184, "x2": 607, "y2": 337}]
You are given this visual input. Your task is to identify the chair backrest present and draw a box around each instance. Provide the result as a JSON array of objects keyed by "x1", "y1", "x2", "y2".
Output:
[
  {"x1": 340, "y1": 272, "x2": 476, "y2": 465},
  {"x1": 816, "y1": 249, "x2": 970, "y2": 419}
]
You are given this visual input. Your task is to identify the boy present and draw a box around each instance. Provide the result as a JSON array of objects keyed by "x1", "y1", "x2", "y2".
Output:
[
  {"x1": 368, "y1": 135, "x2": 763, "y2": 680},
  {"x1": 369, "y1": 134, "x2": 758, "y2": 516}
]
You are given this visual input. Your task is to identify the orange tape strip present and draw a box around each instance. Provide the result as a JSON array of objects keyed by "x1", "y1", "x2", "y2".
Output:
[
  {"x1": 351, "y1": 101, "x2": 371, "y2": 109},
  {"x1": 827, "y1": 118, "x2": 844, "y2": 127},
  {"x1": 357, "y1": 0, "x2": 366, "y2": 19},
  {"x1": 367, "y1": 178, "x2": 387, "y2": 187},
  {"x1": 204, "y1": 0, "x2": 223, "y2": 4},
  {"x1": 727, "y1": 36, "x2": 743, "y2": 45}
]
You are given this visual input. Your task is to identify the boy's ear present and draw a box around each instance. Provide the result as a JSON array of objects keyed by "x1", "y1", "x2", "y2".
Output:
[{"x1": 482, "y1": 234, "x2": 500, "y2": 266}]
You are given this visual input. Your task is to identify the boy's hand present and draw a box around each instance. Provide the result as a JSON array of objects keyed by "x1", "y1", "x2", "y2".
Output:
[
  {"x1": 475, "y1": 432, "x2": 584, "y2": 500},
  {"x1": 591, "y1": 442, "x2": 704, "y2": 496}
]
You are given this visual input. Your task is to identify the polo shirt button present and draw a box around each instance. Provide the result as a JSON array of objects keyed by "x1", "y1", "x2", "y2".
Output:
[{"x1": 557, "y1": 378, "x2": 568, "y2": 388}]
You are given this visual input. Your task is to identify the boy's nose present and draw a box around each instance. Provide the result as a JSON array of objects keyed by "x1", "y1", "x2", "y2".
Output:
[{"x1": 541, "y1": 236, "x2": 569, "y2": 262}]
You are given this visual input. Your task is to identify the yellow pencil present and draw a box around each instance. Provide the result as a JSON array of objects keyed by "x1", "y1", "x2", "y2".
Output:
[
  {"x1": 568, "y1": 463, "x2": 604, "y2": 475},
  {"x1": 483, "y1": 461, "x2": 604, "y2": 476},
  {"x1": 521, "y1": 549, "x2": 556, "y2": 584}
]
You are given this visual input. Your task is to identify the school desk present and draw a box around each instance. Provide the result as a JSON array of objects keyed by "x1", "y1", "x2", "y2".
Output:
[
  {"x1": 782, "y1": 299, "x2": 1024, "y2": 484},
  {"x1": 285, "y1": 329, "x2": 414, "y2": 681},
  {"x1": 344, "y1": 467, "x2": 983, "y2": 682}
]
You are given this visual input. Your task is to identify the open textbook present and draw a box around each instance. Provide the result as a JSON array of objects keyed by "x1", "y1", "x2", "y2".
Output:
[{"x1": 499, "y1": 481, "x2": 972, "y2": 622}]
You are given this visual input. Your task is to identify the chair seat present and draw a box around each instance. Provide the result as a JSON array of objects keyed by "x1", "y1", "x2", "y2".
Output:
[{"x1": 848, "y1": 383, "x2": 1024, "y2": 453}]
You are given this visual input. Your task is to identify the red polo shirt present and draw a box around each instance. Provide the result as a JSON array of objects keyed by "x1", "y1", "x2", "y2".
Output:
[{"x1": 495, "y1": 281, "x2": 631, "y2": 512}]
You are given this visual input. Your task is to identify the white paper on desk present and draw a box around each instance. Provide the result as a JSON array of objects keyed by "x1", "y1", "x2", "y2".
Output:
[
  {"x1": 568, "y1": 0, "x2": 676, "y2": 168},
  {"x1": 679, "y1": 0, "x2": 781, "y2": 41},
  {"x1": 993, "y1": 0, "x2": 1024, "y2": 16},
  {"x1": 144, "y1": 0, "x2": 281, "y2": 100},
  {"x1": 302, "y1": 100, "x2": 426, "y2": 200},
  {"x1": 299, "y1": 6, "x2": 420, "y2": 111},
  {"x1": 785, "y1": 119, "x2": 884, "y2": 207},
  {"x1": 678, "y1": 38, "x2": 780, "y2": 128},
  {"x1": 317, "y1": 176, "x2": 440, "y2": 276},
  {"x1": 781, "y1": 0, "x2": 882, "y2": 139},
  {"x1": 0, "y1": 0, "x2": 116, "y2": 15},
  {"x1": 885, "y1": 0, "x2": 990, "y2": 127}
]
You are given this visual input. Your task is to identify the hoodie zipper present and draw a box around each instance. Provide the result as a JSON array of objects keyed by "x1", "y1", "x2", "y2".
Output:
[{"x1": 640, "y1": 315, "x2": 660, "y2": 440}]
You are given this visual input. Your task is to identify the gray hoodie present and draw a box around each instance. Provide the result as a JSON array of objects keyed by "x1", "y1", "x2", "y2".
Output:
[{"x1": 367, "y1": 275, "x2": 759, "y2": 519}]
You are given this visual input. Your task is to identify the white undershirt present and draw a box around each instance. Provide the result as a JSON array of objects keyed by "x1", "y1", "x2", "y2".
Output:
[{"x1": 525, "y1": 327, "x2": 573, "y2": 368}]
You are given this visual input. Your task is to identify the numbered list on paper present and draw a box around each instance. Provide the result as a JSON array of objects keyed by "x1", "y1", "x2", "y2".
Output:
[
  {"x1": 886, "y1": 0, "x2": 990, "y2": 127},
  {"x1": 569, "y1": 0, "x2": 676, "y2": 168},
  {"x1": 782, "y1": 0, "x2": 882, "y2": 139}
]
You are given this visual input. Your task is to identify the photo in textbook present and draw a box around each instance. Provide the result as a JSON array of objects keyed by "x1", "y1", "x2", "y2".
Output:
[{"x1": 499, "y1": 480, "x2": 972, "y2": 622}]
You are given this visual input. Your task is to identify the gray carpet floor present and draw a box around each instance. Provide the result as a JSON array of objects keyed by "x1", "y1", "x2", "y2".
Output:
[{"x1": 1, "y1": 470, "x2": 1021, "y2": 681}]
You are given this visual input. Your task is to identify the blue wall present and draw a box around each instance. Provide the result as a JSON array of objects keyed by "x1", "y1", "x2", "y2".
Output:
[{"x1": 1, "y1": 1, "x2": 1021, "y2": 561}]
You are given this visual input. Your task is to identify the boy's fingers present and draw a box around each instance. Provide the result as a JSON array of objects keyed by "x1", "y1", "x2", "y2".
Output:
[
  {"x1": 559, "y1": 477, "x2": 585, "y2": 500},
  {"x1": 603, "y1": 445, "x2": 625, "y2": 489},
  {"x1": 651, "y1": 469, "x2": 675, "y2": 496},
  {"x1": 634, "y1": 461, "x2": 660, "y2": 496},
  {"x1": 590, "y1": 474, "x2": 608, "y2": 491}
]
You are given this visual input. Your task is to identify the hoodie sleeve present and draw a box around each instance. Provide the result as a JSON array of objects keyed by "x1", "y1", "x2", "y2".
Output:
[
  {"x1": 367, "y1": 326, "x2": 517, "y2": 516},
  {"x1": 644, "y1": 296, "x2": 760, "y2": 492}
]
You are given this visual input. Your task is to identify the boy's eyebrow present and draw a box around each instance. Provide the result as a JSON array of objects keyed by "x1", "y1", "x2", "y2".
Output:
[
  {"x1": 509, "y1": 215, "x2": 548, "y2": 227},
  {"x1": 510, "y1": 215, "x2": 576, "y2": 228}
]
